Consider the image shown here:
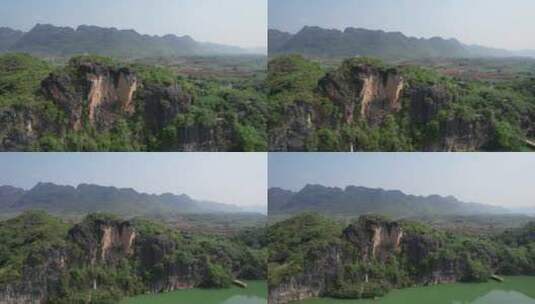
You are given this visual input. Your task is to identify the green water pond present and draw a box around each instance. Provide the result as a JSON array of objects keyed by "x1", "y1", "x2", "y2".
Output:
[
  {"x1": 120, "y1": 280, "x2": 266, "y2": 304},
  {"x1": 299, "y1": 276, "x2": 535, "y2": 304}
]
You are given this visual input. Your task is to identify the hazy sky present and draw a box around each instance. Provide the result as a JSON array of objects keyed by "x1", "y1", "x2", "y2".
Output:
[
  {"x1": 0, "y1": 0, "x2": 267, "y2": 48},
  {"x1": 0, "y1": 153, "x2": 267, "y2": 207},
  {"x1": 269, "y1": 0, "x2": 535, "y2": 50},
  {"x1": 269, "y1": 153, "x2": 535, "y2": 208}
]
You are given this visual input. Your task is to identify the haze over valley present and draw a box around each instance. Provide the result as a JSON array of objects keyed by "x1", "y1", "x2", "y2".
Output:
[
  {"x1": 0, "y1": 24, "x2": 262, "y2": 59},
  {"x1": 0, "y1": 152, "x2": 268, "y2": 303},
  {"x1": 0, "y1": 153, "x2": 268, "y2": 218},
  {"x1": 267, "y1": 152, "x2": 535, "y2": 304},
  {"x1": 269, "y1": 26, "x2": 535, "y2": 61},
  {"x1": 0, "y1": 0, "x2": 268, "y2": 153}
]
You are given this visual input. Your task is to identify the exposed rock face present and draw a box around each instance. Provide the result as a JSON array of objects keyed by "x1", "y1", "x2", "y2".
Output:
[
  {"x1": 270, "y1": 216, "x2": 482, "y2": 304},
  {"x1": 41, "y1": 60, "x2": 138, "y2": 131},
  {"x1": 269, "y1": 57, "x2": 510, "y2": 152},
  {"x1": 0, "y1": 217, "x2": 197, "y2": 303},
  {"x1": 39, "y1": 59, "x2": 230, "y2": 151},
  {"x1": 319, "y1": 63, "x2": 404, "y2": 126},
  {"x1": 68, "y1": 218, "x2": 136, "y2": 265},
  {"x1": 100, "y1": 224, "x2": 136, "y2": 261},
  {"x1": 343, "y1": 217, "x2": 403, "y2": 263}
]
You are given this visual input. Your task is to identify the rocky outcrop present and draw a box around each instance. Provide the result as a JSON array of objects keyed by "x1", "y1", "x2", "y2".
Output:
[
  {"x1": 0, "y1": 217, "x2": 190, "y2": 303},
  {"x1": 270, "y1": 216, "x2": 486, "y2": 304},
  {"x1": 68, "y1": 217, "x2": 136, "y2": 265},
  {"x1": 268, "y1": 55, "x2": 522, "y2": 152},
  {"x1": 41, "y1": 59, "x2": 138, "y2": 131},
  {"x1": 319, "y1": 63, "x2": 404, "y2": 126},
  {"x1": 343, "y1": 216, "x2": 403, "y2": 263}
]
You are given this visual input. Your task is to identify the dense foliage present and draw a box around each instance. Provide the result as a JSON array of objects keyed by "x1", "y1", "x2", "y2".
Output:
[
  {"x1": 0, "y1": 212, "x2": 267, "y2": 303},
  {"x1": 0, "y1": 53, "x2": 267, "y2": 152},
  {"x1": 0, "y1": 211, "x2": 69, "y2": 284},
  {"x1": 268, "y1": 213, "x2": 535, "y2": 300},
  {"x1": 267, "y1": 55, "x2": 535, "y2": 151}
]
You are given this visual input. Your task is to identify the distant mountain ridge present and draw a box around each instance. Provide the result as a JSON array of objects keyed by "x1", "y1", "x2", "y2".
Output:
[
  {"x1": 0, "y1": 24, "x2": 256, "y2": 58},
  {"x1": 269, "y1": 184, "x2": 508, "y2": 217},
  {"x1": 269, "y1": 26, "x2": 535, "y2": 60},
  {"x1": 0, "y1": 27, "x2": 24, "y2": 52},
  {"x1": 0, "y1": 182, "x2": 253, "y2": 216}
]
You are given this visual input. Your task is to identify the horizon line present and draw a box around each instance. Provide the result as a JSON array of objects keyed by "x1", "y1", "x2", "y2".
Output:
[
  {"x1": 2, "y1": 23, "x2": 268, "y2": 50},
  {"x1": 269, "y1": 25, "x2": 534, "y2": 52}
]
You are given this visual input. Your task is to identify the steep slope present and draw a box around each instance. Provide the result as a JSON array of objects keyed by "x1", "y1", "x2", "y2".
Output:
[
  {"x1": 268, "y1": 184, "x2": 507, "y2": 217},
  {"x1": 267, "y1": 55, "x2": 535, "y2": 151},
  {"x1": 5, "y1": 24, "x2": 248, "y2": 58},
  {"x1": 0, "y1": 212, "x2": 266, "y2": 303},
  {"x1": 6, "y1": 182, "x2": 245, "y2": 216},
  {"x1": 268, "y1": 27, "x2": 520, "y2": 60},
  {"x1": 0, "y1": 53, "x2": 267, "y2": 152},
  {"x1": 268, "y1": 214, "x2": 535, "y2": 304}
]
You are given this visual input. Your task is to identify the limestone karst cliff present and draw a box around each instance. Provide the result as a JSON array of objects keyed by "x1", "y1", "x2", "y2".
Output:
[
  {"x1": 319, "y1": 62, "x2": 404, "y2": 126},
  {"x1": 267, "y1": 55, "x2": 535, "y2": 152},
  {"x1": 268, "y1": 214, "x2": 534, "y2": 304},
  {"x1": 0, "y1": 53, "x2": 267, "y2": 152},
  {"x1": 41, "y1": 58, "x2": 139, "y2": 132},
  {"x1": 0, "y1": 212, "x2": 266, "y2": 304}
]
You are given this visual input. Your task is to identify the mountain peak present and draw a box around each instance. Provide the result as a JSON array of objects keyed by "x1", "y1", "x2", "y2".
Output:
[
  {"x1": 270, "y1": 184, "x2": 507, "y2": 217},
  {"x1": 269, "y1": 25, "x2": 514, "y2": 60},
  {"x1": 0, "y1": 182, "x2": 246, "y2": 216},
  {"x1": 4, "y1": 23, "x2": 246, "y2": 58}
]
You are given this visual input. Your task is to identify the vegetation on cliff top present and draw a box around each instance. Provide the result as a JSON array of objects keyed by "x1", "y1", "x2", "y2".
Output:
[
  {"x1": 0, "y1": 211, "x2": 267, "y2": 303},
  {"x1": 0, "y1": 53, "x2": 267, "y2": 152},
  {"x1": 0, "y1": 210, "x2": 68, "y2": 284},
  {"x1": 268, "y1": 213, "x2": 535, "y2": 300},
  {"x1": 268, "y1": 55, "x2": 535, "y2": 152}
]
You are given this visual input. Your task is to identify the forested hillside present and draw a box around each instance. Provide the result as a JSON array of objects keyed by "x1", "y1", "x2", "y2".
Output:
[
  {"x1": 268, "y1": 213, "x2": 535, "y2": 303},
  {"x1": 268, "y1": 55, "x2": 535, "y2": 151},
  {"x1": 0, "y1": 53, "x2": 267, "y2": 151},
  {"x1": 0, "y1": 211, "x2": 267, "y2": 303}
]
